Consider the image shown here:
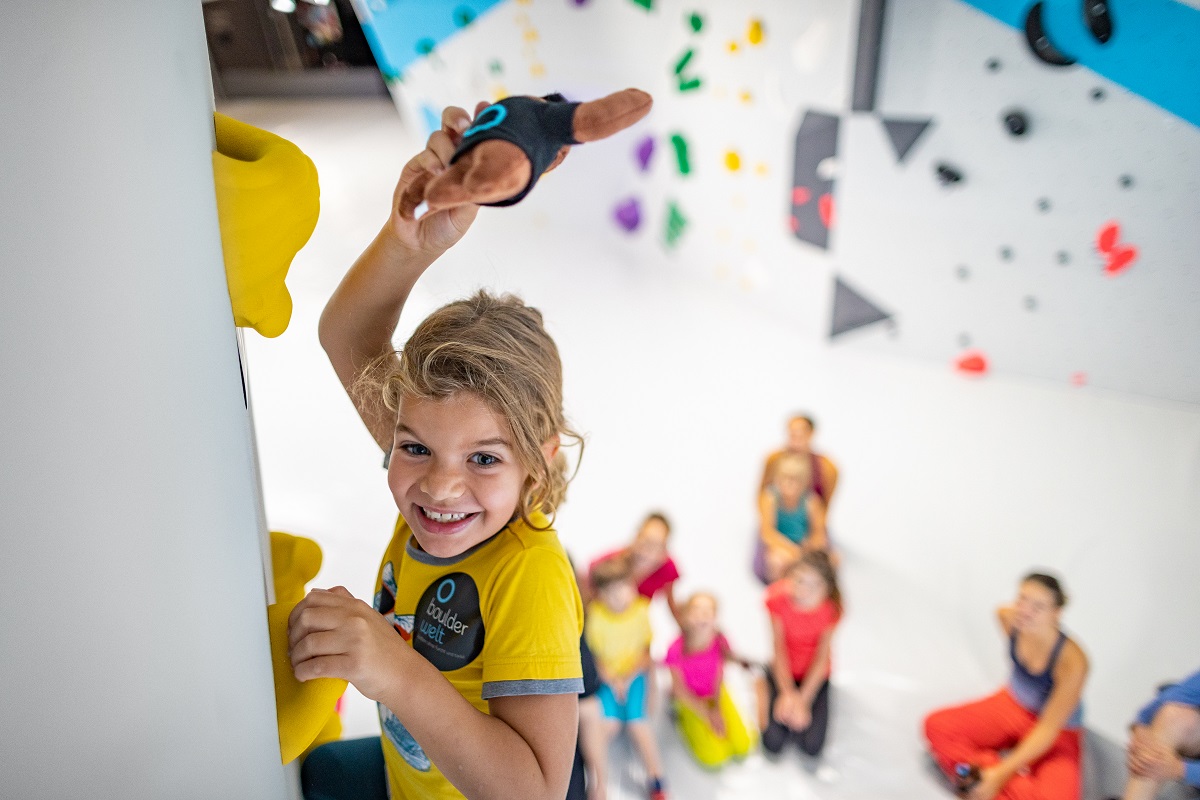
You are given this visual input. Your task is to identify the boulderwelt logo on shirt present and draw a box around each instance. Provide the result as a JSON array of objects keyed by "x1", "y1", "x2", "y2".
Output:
[{"x1": 413, "y1": 572, "x2": 485, "y2": 671}]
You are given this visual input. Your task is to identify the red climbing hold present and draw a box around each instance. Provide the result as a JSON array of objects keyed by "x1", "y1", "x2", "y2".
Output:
[
  {"x1": 1096, "y1": 220, "x2": 1138, "y2": 276},
  {"x1": 955, "y1": 350, "x2": 989, "y2": 376},
  {"x1": 1070, "y1": 371, "x2": 1088, "y2": 387},
  {"x1": 818, "y1": 193, "x2": 835, "y2": 228},
  {"x1": 792, "y1": 186, "x2": 811, "y2": 205}
]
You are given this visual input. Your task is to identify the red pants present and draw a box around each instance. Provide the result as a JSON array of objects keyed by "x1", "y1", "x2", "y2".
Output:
[{"x1": 924, "y1": 689, "x2": 1081, "y2": 800}]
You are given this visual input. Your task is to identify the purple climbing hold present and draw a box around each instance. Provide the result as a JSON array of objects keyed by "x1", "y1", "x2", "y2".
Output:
[
  {"x1": 636, "y1": 136, "x2": 655, "y2": 171},
  {"x1": 614, "y1": 198, "x2": 642, "y2": 232}
]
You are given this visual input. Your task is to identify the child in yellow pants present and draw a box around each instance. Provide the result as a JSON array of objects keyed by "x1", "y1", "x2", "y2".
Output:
[{"x1": 664, "y1": 593, "x2": 755, "y2": 768}]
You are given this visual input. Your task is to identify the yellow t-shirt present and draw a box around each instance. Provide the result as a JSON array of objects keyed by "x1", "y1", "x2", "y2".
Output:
[
  {"x1": 372, "y1": 511, "x2": 584, "y2": 800},
  {"x1": 585, "y1": 597, "x2": 652, "y2": 678}
]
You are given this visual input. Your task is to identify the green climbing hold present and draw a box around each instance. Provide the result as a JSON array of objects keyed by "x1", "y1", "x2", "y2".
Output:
[
  {"x1": 665, "y1": 201, "x2": 688, "y2": 248},
  {"x1": 688, "y1": 12, "x2": 704, "y2": 33},
  {"x1": 488, "y1": 59, "x2": 504, "y2": 75},
  {"x1": 674, "y1": 49, "x2": 695, "y2": 76},
  {"x1": 630, "y1": 0, "x2": 653, "y2": 10},
  {"x1": 416, "y1": 38, "x2": 436, "y2": 55},
  {"x1": 670, "y1": 134, "x2": 691, "y2": 175},
  {"x1": 678, "y1": 76, "x2": 702, "y2": 92},
  {"x1": 453, "y1": 6, "x2": 476, "y2": 27}
]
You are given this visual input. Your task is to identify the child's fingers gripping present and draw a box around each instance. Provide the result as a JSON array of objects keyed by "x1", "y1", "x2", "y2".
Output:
[
  {"x1": 290, "y1": 629, "x2": 347, "y2": 673},
  {"x1": 287, "y1": 593, "x2": 353, "y2": 651},
  {"x1": 294, "y1": 653, "x2": 357, "y2": 683},
  {"x1": 441, "y1": 105, "x2": 473, "y2": 145}
]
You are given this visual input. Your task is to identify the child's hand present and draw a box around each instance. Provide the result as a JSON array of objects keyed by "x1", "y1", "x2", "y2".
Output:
[
  {"x1": 787, "y1": 700, "x2": 812, "y2": 732},
  {"x1": 287, "y1": 586, "x2": 407, "y2": 703},
  {"x1": 388, "y1": 104, "x2": 487, "y2": 255},
  {"x1": 707, "y1": 704, "x2": 726, "y2": 737}
]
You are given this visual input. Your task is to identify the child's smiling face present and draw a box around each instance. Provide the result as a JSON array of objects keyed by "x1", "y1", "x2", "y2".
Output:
[{"x1": 389, "y1": 392, "x2": 528, "y2": 558}]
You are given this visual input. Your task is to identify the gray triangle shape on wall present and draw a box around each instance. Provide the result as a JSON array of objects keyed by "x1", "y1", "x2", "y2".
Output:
[
  {"x1": 831, "y1": 276, "x2": 892, "y2": 338},
  {"x1": 881, "y1": 118, "x2": 932, "y2": 164}
]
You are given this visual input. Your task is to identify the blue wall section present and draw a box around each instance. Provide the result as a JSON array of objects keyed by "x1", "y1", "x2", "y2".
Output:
[
  {"x1": 958, "y1": 0, "x2": 1200, "y2": 128},
  {"x1": 356, "y1": 0, "x2": 505, "y2": 79}
]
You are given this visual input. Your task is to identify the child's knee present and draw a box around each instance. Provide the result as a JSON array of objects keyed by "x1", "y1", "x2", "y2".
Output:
[
  {"x1": 1153, "y1": 702, "x2": 1200, "y2": 747},
  {"x1": 923, "y1": 709, "x2": 953, "y2": 744}
]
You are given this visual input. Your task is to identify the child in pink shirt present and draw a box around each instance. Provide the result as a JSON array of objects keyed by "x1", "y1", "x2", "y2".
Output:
[{"x1": 664, "y1": 593, "x2": 755, "y2": 768}]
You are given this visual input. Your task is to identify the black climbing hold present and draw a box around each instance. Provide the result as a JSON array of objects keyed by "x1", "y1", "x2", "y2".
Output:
[
  {"x1": 956, "y1": 265, "x2": 970, "y2": 280},
  {"x1": 1037, "y1": 198, "x2": 1051, "y2": 212},
  {"x1": 1057, "y1": 250, "x2": 1071, "y2": 264},
  {"x1": 958, "y1": 333, "x2": 972, "y2": 347},
  {"x1": 1119, "y1": 174, "x2": 1134, "y2": 189},
  {"x1": 1004, "y1": 110, "x2": 1030, "y2": 137},
  {"x1": 1024, "y1": 296, "x2": 1038, "y2": 310},
  {"x1": 999, "y1": 246, "x2": 1014, "y2": 261},
  {"x1": 882, "y1": 118, "x2": 933, "y2": 164},
  {"x1": 986, "y1": 58, "x2": 1002, "y2": 72},
  {"x1": 1083, "y1": 0, "x2": 1114, "y2": 44},
  {"x1": 1024, "y1": 2, "x2": 1076, "y2": 66},
  {"x1": 1091, "y1": 87, "x2": 1106, "y2": 101},
  {"x1": 830, "y1": 277, "x2": 893, "y2": 339},
  {"x1": 936, "y1": 162, "x2": 964, "y2": 186}
]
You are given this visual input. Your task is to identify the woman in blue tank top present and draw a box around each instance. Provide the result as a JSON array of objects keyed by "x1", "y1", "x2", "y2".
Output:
[{"x1": 923, "y1": 573, "x2": 1088, "y2": 800}]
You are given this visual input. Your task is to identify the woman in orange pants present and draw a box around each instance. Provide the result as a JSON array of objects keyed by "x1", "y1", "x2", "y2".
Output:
[{"x1": 924, "y1": 573, "x2": 1088, "y2": 800}]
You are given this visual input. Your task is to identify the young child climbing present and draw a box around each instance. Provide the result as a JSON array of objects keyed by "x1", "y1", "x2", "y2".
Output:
[
  {"x1": 755, "y1": 452, "x2": 829, "y2": 584},
  {"x1": 759, "y1": 550, "x2": 842, "y2": 760},
  {"x1": 584, "y1": 555, "x2": 669, "y2": 800},
  {"x1": 290, "y1": 103, "x2": 586, "y2": 800},
  {"x1": 664, "y1": 592, "x2": 755, "y2": 769}
]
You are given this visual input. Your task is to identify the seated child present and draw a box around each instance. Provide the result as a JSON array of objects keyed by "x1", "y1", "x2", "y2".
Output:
[
  {"x1": 585, "y1": 555, "x2": 669, "y2": 800},
  {"x1": 664, "y1": 592, "x2": 755, "y2": 768},
  {"x1": 759, "y1": 550, "x2": 841, "y2": 759},
  {"x1": 755, "y1": 452, "x2": 829, "y2": 585},
  {"x1": 586, "y1": 512, "x2": 682, "y2": 621}
]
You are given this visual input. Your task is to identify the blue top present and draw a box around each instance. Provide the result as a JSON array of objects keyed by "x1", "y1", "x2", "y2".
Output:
[
  {"x1": 1007, "y1": 632, "x2": 1083, "y2": 729},
  {"x1": 772, "y1": 488, "x2": 810, "y2": 544},
  {"x1": 1135, "y1": 668, "x2": 1200, "y2": 787}
]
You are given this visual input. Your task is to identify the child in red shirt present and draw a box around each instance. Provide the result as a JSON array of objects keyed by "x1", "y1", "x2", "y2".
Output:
[
  {"x1": 585, "y1": 512, "x2": 681, "y2": 621},
  {"x1": 758, "y1": 550, "x2": 841, "y2": 758}
]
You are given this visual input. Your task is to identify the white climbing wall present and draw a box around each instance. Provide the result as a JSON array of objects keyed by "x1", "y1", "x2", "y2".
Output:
[{"x1": 0, "y1": 4, "x2": 287, "y2": 798}]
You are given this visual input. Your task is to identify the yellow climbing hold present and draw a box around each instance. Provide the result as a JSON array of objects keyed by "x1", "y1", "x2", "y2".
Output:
[
  {"x1": 728, "y1": 40, "x2": 739, "y2": 52},
  {"x1": 748, "y1": 18, "x2": 765, "y2": 45},
  {"x1": 754, "y1": 162, "x2": 769, "y2": 176},
  {"x1": 212, "y1": 113, "x2": 319, "y2": 338},
  {"x1": 725, "y1": 151, "x2": 742, "y2": 172},
  {"x1": 739, "y1": 89, "x2": 753, "y2": 103},
  {"x1": 530, "y1": 62, "x2": 546, "y2": 78}
]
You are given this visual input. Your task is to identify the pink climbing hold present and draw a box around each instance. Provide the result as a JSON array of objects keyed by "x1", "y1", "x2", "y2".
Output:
[
  {"x1": 792, "y1": 186, "x2": 811, "y2": 205},
  {"x1": 818, "y1": 193, "x2": 835, "y2": 228}
]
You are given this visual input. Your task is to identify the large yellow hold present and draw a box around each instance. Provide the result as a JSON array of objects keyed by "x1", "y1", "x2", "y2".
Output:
[
  {"x1": 268, "y1": 531, "x2": 347, "y2": 764},
  {"x1": 212, "y1": 113, "x2": 319, "y2": 338}
]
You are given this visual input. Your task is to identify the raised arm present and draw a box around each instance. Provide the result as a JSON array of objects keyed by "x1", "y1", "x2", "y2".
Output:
[
  {"x1": 318, "y1": 105, "x2": 482, "y2": 450},
  {"x1": 995, "y1": 605, "x2": 1017, "y2": 637}
]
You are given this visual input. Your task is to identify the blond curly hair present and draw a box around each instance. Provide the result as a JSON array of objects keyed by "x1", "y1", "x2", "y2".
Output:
[{"x1": 360, "y1": 290, "x2": 582, "y2": 529}]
